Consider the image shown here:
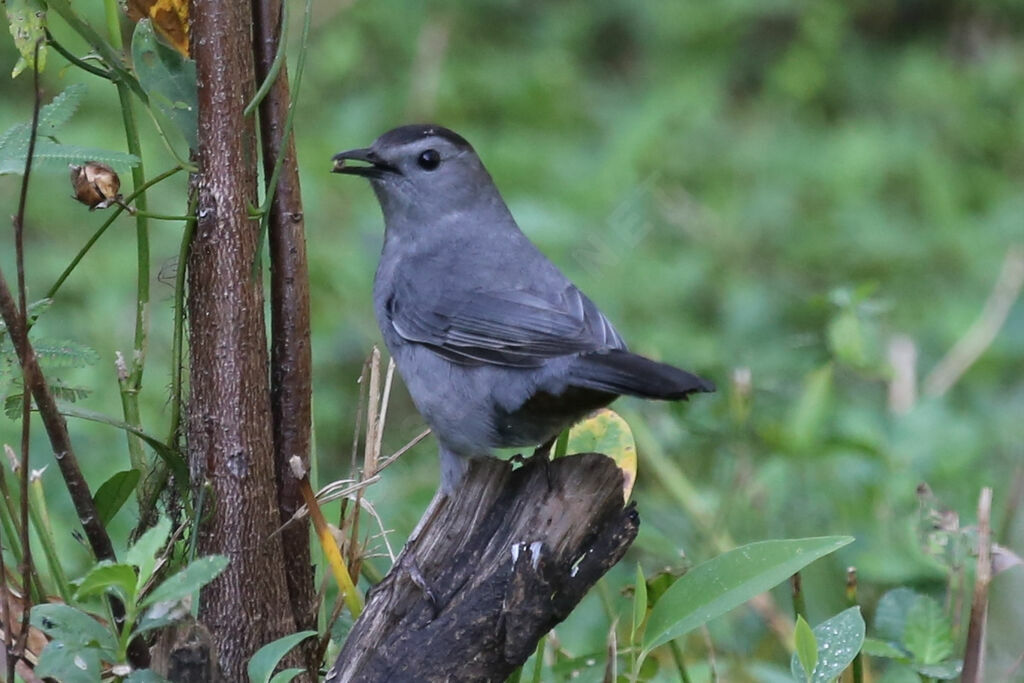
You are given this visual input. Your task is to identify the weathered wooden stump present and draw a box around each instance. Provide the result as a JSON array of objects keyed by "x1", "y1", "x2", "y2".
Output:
[{"x1": 327, "y1": 452, "x2": 639, "y2": 682}]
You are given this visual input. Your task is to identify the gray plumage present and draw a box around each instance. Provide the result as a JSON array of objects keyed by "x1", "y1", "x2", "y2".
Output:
[{"x1": 333, "y1": 125, "x2": 713, "y2": 492}]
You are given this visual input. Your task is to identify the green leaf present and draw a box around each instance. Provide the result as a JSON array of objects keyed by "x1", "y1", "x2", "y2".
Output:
[
  {"x1": 30, "y1": 603, "x2": 118, "y2": 654},
  {"x1": 132, "y1": 19, "x2": 198, "y2": 150},
  {"x1": 566, "y1": 408, "x2": 637, "y2": 499},
  {"x1": 791, "y1": 607, "x2": 865, "y2": 682},
  {"x1": 32, "y1": 339, "x2": 100, "y2": 368},
  {"x1": 827, "y1": 309, "x2": 868, "y2": 367},
  {"x1": 916, "y1": 660, "x2": 963, "y2": 679},
  {"x1": 4, "y1": 0, "x2": 47, "y2": 77},
  {"x1": 269, "y1": 669, "x2": 306, "y2": 683},
  {"x1": 0, "y1": 138, "x2": 141, "y2": 175},
  {"x1": 631, "y1": 563, "x2": 647, "y2": 643},
  {"x1": 793, "y1": 615, "x2": 817, "y2": 682},
  {"x1": 873, "y1": 587, "x2": 921, "y2": 643},
  {"x1": 34, "y1": 640, "x2": 102, "y2": 683},
  {"x1": 127, "y1": 517, "x2": 173, "y2": 588},
  {"x1": 93, "y1": 469, "x2": 141, "y2": 527},
  {"x1": 247, "y1": 630, "x2": 317, "y2": 683},
  {"x1": 903, "y1": 595, "x2": 954, "y2": 665},
  {"x1": 4, "y1": 384, "x2": 91, "y2": 419},
  {"x1": 142, "y1": 555, "x2": 229, "y2": 608},
  {"x1": 787, "y1": 363, "x2": 833, "y2": 451},
  {"x1": 860, "y1": 637, "x2": 908, "y2": 660},
  {"x1": 74, "y1": 561, "x2": 139, "y2": 604},
  {"x1": 642, "y1": 536, "x2": 853, "y2": 656},
  {"x1": 126, "y1": 670, "x2": 173, "y2": 682},
  {"x1": 58, "y1": 405, "x2": 189, "y2": 483}
]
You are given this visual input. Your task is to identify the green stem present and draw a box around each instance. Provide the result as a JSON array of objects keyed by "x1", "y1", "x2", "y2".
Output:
[
  {"x1": 132, "y1": 211, "x2": 195, "y2": 221},
  {"x1": 45, "y1": 0, "x2": 147, "y2": 102},
  {"x1": 134, "y1": 196, "x2": 195, "y2": 537},
  {"x1": 46, "y1": 166, "x2": 183, "y2": 304},
  {"x1": 668, "y1": 639, "x2": 692, "y2": 683},
  {"x1": 252, "y1": 0, "x2": 311, "y2": 273},
  {"x1": 104, "y1": 0, "x2": 151, "y2": 498},
  {"x1": 27, "y1": 475, "x2": 72, "y2": 601},
  {"x1": 45, "y1": 30, "x2": 114, "y2": 80},
  {"x1": 245, "y1": 0, "x2": 289, "y2": 117}
]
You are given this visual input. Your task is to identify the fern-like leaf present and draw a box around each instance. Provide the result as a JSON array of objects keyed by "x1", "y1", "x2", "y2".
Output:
[
  {"x1": 32, "y1": 339, "x2": 100, "y2": 369},
  {"x1": 3, "y1": 384, "x2": 92, "y2": 420},
  {"x1": 0, "y1": 84, "x2": 138, "y2": 175}
]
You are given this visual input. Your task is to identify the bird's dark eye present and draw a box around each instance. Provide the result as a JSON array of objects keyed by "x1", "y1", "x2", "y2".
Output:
[{"x1": 417, "y1": 149, "x2": 441, "y2": 171}]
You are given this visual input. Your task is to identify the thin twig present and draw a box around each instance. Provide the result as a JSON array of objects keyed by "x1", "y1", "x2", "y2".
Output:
[
  {"x1": 924, "y1": 246, "x2": 1024, "y2": 397},
  {"x1": 10, "y1": 40, "x2": 44, "y2": 671},
  {"x1": 961, "y1": 487, "x2": 992, "y2": 682}
]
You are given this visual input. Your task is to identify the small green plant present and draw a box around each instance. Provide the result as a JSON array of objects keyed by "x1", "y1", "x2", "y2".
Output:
[
  {"x1": 862, "y1": 588, "x2": 963, "y2": 680},
  {"x1": 30, "y1": 517, "x2": 228, "y2": 681}
]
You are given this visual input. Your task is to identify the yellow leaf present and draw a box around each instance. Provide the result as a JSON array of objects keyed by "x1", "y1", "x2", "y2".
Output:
[
  {"x1": 126, "y1": 0, "x2": 189, "y2": 57},
  {"x1": 565, "y1": 408, "x2": 637, "y2": 502}
]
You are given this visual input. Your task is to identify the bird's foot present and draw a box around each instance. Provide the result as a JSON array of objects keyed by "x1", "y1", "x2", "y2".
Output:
[{"x1": 401, "y1": 555, "x2": 441, "y2": 619}]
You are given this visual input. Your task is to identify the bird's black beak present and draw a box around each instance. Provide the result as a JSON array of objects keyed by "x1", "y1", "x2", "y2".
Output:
[{"x1": 331, "y1": 147, "x2": 399, "y2": 179}]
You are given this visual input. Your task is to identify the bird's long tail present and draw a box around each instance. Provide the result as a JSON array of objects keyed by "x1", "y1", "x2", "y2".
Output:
[{"x1": 568, "y1": 349, "x2": 715, "y2": 400}]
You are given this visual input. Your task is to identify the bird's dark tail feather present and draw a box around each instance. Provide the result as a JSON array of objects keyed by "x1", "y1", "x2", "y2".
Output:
[{"x1": 568, "y1": 350, "x2": 715, "y2": 400}]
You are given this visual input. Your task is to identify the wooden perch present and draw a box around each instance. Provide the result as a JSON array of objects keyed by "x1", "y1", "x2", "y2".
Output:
[{"x1": 327, "y1": 452, "x2": 639, "y2": 682}]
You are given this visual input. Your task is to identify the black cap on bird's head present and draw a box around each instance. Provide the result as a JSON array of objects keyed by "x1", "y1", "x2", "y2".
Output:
[
  {"x1": 332, "y1": 124, "x2": 497, "y2": 222},
  {"x1": 332, "y1": 124, "x2": 474, "y2": 180}
]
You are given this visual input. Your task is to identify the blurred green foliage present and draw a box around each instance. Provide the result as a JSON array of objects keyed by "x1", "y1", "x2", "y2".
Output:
[{"x1": 1, "y1": 0, "x2": 1023, "y2": 679}]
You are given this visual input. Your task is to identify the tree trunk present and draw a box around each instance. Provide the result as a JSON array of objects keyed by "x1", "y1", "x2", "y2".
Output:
[
  {"x1": 188, "y1": 0, "x2": 298, "y2": 678},
  {"x1": 251, "y1": 0, "x2": 317, "y2": 674},
  {"x1": 327, "y1": 453, "x2": 639, "y2": 682}
]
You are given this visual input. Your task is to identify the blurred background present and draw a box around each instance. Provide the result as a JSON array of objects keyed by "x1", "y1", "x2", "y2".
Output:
[{"x1": 1, "y1": 0, "x2": 1022, "y2": 679}]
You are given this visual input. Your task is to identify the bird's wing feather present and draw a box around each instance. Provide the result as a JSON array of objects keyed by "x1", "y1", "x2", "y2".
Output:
[{"x1": 389, "y1": 279, "x2": 625, "y2": 367}]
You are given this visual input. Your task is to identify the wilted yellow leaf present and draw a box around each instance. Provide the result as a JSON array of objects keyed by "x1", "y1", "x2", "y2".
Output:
[
  {"x1": 126, "y1": 0, "x2": 189, "y2": 57},
  {"x1": 565, "y1": 408, "x2": 638, "y2": 502}
]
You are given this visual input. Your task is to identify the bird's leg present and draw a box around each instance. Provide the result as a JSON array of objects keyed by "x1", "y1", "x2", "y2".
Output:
[{"x1": 532, "y1": 435, "x2": 558, "y2": 490}]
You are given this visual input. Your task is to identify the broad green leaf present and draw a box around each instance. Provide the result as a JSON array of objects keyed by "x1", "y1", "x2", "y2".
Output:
[
  {"x1": 792, "y1": 615, "x2": 817, "y2": 682},
  {"x1": 631, "y1": 563, "x2": 647, "y2": 642},
  {"x1": 5, "y1": 0, "x2": 46, "y2": 77},
  {"x1": 903, "y1": 595, "x2": 954, "y2": 665},
  {"x1": 873, "y1": 587, "x2": 920, "y2": 643},
  {"x1": 34, "y1": 640, "x2": 102, "y2": 683},
  {"x1": 247, "y1": 630, "x2": 317, "y2": 683},
  {"x1": 93, "y1": 469, "x2": 141, "y2": 527},
  {"x1": 126, "y1": 516, "x2": 173, "y2": 587},
  {"x1": 75, "y1": 561, "x2": 139, "y2": 604},
  {"x1": 642, "y1": 536, "x2": 853, "y2": 656},
  {"x1": 566, "y1": 408, "x2": 637, "y2": 500},
  {"x1": 787, "y1": 363, "x2": 833, "y2": 451},
  {"x1": 30, "y1": 603, "x2": 118, "y2": 654},
  {"x1": 791, "y1": 607, "x2": 865, "y2": 682},
  {"x1": 142, "y1": 555, "x2": 229, "y2": 608},
  {"x1": 132, "y1": 19, "x2": 198, "y2": 150}
]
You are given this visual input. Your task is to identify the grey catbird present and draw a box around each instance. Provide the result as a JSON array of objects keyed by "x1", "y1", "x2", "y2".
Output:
[{"x1": 333, "y1": 125, "x2": 713, "y2": 492}]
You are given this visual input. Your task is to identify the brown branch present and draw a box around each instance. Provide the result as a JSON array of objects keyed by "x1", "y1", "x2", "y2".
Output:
[
  {"x1": 327, "y1": 453, "x2": 639, "y2": 682},
  {"x1": 250, "y1": 0, "x2": 316, "y2": 671},
  {"x1": 189, "y1": 0, "x2": 300, "y2": 678},
  {"x1": 962, "y1": 487, "x2": 992, "y2": 682},
  {"x1": 6, "y1": 39, "x2": 43, "y2": 680},
  {"x1": 924, "y1": 246, "x2": 1024, "y2": 397}
]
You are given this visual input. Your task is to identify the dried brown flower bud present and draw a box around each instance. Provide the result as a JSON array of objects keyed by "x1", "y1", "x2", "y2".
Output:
[{"x1": 69, "y1": 162, "x2": 131, "y2": 212}]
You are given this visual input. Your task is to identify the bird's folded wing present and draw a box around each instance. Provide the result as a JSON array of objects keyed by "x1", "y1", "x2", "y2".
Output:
[{"x1": 389, "y1": 281, "x2": 625, "y2": 367}]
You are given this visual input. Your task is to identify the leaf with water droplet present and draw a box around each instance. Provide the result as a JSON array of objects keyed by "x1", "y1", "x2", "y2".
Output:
[
  {"x1": 790, "y1": 606, "x2": 865, "y2": 682},
  {"x1": 642, "y1": 536, "x2": 853, "y2": 657}
]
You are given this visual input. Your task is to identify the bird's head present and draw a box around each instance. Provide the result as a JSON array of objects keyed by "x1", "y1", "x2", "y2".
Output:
[{"x1": 333, "y1": 124, "x2": 499, "y2": 227}]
